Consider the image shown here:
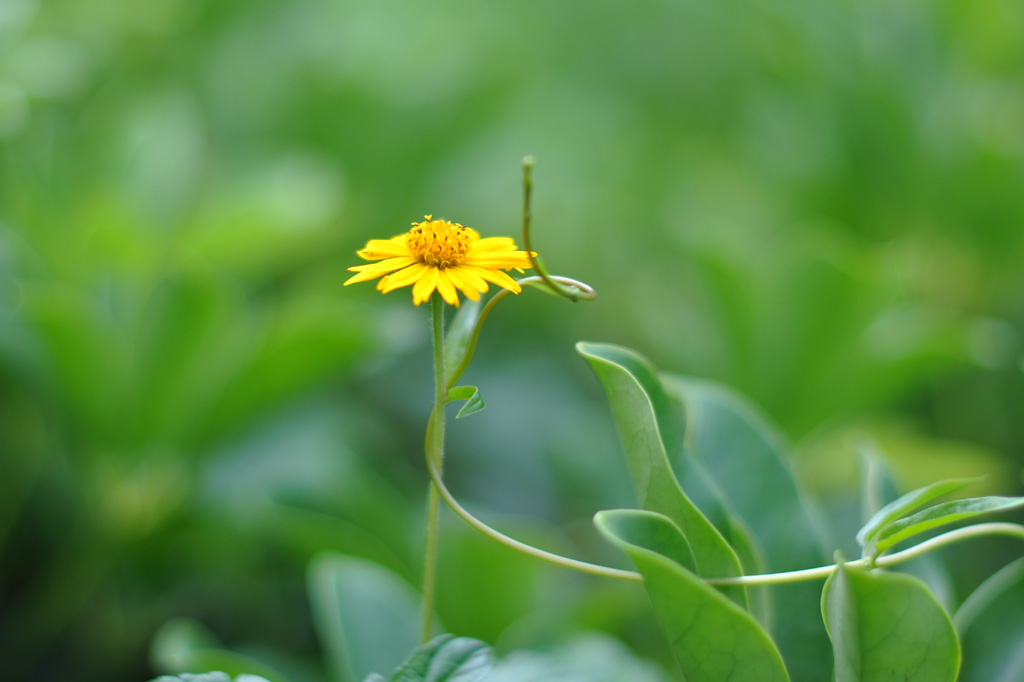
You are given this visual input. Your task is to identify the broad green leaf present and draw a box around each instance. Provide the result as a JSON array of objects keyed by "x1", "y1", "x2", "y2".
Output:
[
  {"x1": 447, "y1": 386, "x2": 485, "y2": 419},
  {"x1": 443, "y1": 298, "x2": 481, "y2": 381},
  {"x1": 595, "y1": 509, "x2": 788, "y2": 682},
  {"x1": 856, "y1": 477, "x2": 981, "y2": 554},
  {"x1": 660, "y1": 375, "x2": 831, "y2": 682},
  {"x1": 874, "y1": 495, "x2": 1024, "y2": 553},
  {"x1": 308, "y1": 554, "x2": 424, "y2": 682},
  {"x1": 387, "y1": 634, "x2": 491, "y2": 682},
  {"x1": 955, "y1": 557, "x2": 1024, "y2": 682},
  {"x1": 725, "y1": 517, "x2": 771, "y2": 628},
  {"x1": 580, "y1": 343, "x2": 826, "y2": 681},
  {"x1": 821, "y1": 560, "x2": 960, "y2": 682},
  {"x1": 576, "y1": 343, "x2": 746, "y2": 600},
  {"x1": 149, "y1": 619, "x2": 291, "y2": 682},
  {"x1": 660, "y1": 375, "x2": 826, "y2": 573}
]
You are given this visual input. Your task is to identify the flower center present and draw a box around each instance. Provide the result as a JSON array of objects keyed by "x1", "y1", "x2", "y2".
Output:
[{"x1": 405, "y1": 216, "x2": 474, "y2": 268}]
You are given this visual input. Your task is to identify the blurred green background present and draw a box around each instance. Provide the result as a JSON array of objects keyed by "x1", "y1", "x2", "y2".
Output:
[{"x1": 1, "y1": 0, "x2": 1023, "y2": 680}]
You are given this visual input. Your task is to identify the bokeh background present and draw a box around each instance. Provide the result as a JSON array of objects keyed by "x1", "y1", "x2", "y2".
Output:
[{"x1": 2, "y1": 0, "x2": 1023, "y2": 680}]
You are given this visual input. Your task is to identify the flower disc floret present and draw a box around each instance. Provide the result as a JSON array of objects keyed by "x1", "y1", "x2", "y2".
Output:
[
  {"x1": 344, "y1": 215, "x2": 534, "y2": 306},
  {"x1": 405, "y1": 218, "x2": 474, "y2": 268}
]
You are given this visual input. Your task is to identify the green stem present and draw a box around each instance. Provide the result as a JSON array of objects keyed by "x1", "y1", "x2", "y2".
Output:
[
  {"x1": 420, "y1": 293, "x2": 446, "y2": 643},
  {"x1": 704, "y1": 522, "x2": 1024, "y2": 586},
  {"x1": 520, "y1": 157, "x2": 586, "y2": 303},
  {"x1": 426, "y1": 454, "x2": 641, "y2": 581},
  {"x1": 427, "y1": 449, "x2": 1024, "y2": 588}
]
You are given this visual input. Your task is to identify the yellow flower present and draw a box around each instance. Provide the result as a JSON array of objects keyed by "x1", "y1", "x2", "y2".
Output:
[{"x1": 345, "y1": 215, "x2": 534, "y2": 306}]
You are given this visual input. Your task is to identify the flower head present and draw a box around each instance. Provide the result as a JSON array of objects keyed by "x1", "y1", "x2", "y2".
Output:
[{"x1": 345, "y1": 215, "x2": 534, "y2": 306}]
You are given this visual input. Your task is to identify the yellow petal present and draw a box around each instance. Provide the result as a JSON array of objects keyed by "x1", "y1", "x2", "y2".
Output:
[
  {"x1": 344, "y1": 257, "x2": 417, "y2": 285},
  {"x1": 435, "y1": 270, "x2": 460, "y2": 306},
  {"x1": 357, "y1": 236, "x2": 412, "y2": 260},
  {"x1": 411, "y1": 267, "x2": 440, "y2": 305},
  {"x1": 470, "y1": 237, "x2": 519, "y2": 253},
  {"x1": 465, "y1": 252, "x2": 534, "y2": 270},
  {"x1": 446, "y1": 266, "x2": 487, "y2": 300},
  {"x1": 378, "y1": 262, "x2": 429, "y2": 293},
  {"x1": 460, "y1": 265, "x2": 522, "y2": 293}
]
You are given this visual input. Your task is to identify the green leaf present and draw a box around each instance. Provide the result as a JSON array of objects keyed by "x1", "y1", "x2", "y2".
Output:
[
  {"x1": 660, "y1": 374, "x2": 831, "y2": 682},
  {"x1": 520, "y1": 276, "x2": 590, "y2": 301},
  {"x1": 579, "y1": 343, "x2": 832, "y2": 681},
  {"x1": 660, "y1": 375, "x2": 826, "y2": 571},
  {"x1": 874, "y1": 495, "x2": 1024, "y2": 553},
  {"x1": 446, "y1": 385, "x2": 485, "y2": 419},
  {"x1": 594, "y1": 509, "x2": 789, "y2": 682},
  {"x1": 955, "y1": 557, "x2": 1024, "y2": 682},
  {"x1": 576, "y1": 343, "x2": 746, "y2": 599},
  {"x1": 387, "y1": 634, "x2": 491, "y2": 682},
  {"x1": 149, "y1": 619, "x2": 291, "y2": 682},
  {"x1": 308, "y1": 554, "x2": 424, "y2": 682},
  {"x1": 856, "y1": 477, "x2": 981, "y2": 555},
  {"x1": 443, "y1": 298, "x2": 481, "y2": 381},
  {"x1": 821, "y1": 559, "x2": 960, "y2": 682},
  {"x1": 725, "y1": 517, "x2": 771, "y2": 627}
]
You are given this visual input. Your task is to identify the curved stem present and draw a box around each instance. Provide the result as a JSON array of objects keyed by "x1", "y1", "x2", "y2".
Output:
[
  {"x1": 520, "y1": 157, "x2": 587, "y2": 303},
  {"x1": 425, "y1": 454, "x2": 642, "y2": 582},
  {"x1": 705, "y1": 522, "x2": 1024, "y2": 586},
  {"x1": 420, "y1": 294, "x2": 446, "y2": 642},
  {"x1": 428, "y1": 445, "x2": 1024, "y2": 588}
]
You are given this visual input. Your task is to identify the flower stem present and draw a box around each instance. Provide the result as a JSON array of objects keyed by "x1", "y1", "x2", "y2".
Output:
[
  {"x1": 427, "y1": 446, "x2": 1024, "y2": 588},
  {"x1": 704, "y1": 522, "x2": 1024, "y2": 586},
  {"x1": 420, "y1": 293, "x2": 446, "y2": 642},
  {"x1": 425, "y1": 454, "x2": 642, "y2": 581}
]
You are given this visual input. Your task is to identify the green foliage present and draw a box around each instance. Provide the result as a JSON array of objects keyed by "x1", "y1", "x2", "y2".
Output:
[
  {"x1": 821, "y1": 560, "x2": 960, "y2": 682},
  {"x1": 955, "y1": 557, "x2": 1024, "y2": 682},
  {"x1": 660, "y1": 374, "x2": 832, "y2": 680},
  {"x1": 442, "y1": 300, "x2": 483, "y2": 386},
  {"x1": 575, "y1": 343, "x2": 746, "y2": 597},
  {"x1": 151, "y1": 675, "x2": 273, "y2": 682},
  {"x1": 873, "y1": 495, "x2": 1024, "y2": 554},
  {"x1": 446, "y1": 386, "x2": 486, "y2": 420},
  {"x1": 150, "y1": 620, "x2": 291, "y2": 682},
  {"x1": 369, "y1": 635, "x2": 491, "y2": 682},
  {"x1": 307, "y1": 555, "x2": 424, "y2": 682},
  {"x1": 857, "y1": 477, "x2": 981, "y2": 557},
  {"x1": 595, "y1": 509, "x2": 790, "y2": 682},
  {"x1": 578, "y1": 342, "x2": 829, "y2": 681},
  {"x1": 580, "y1": 341, "x2": 1023, "y2": 680},
  {"x1": 485, "y1": 635, "x2": 669, "y2": 682},
  {"x1": 3, "y1": 1, "x2": 1024, "y2": 680}
]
